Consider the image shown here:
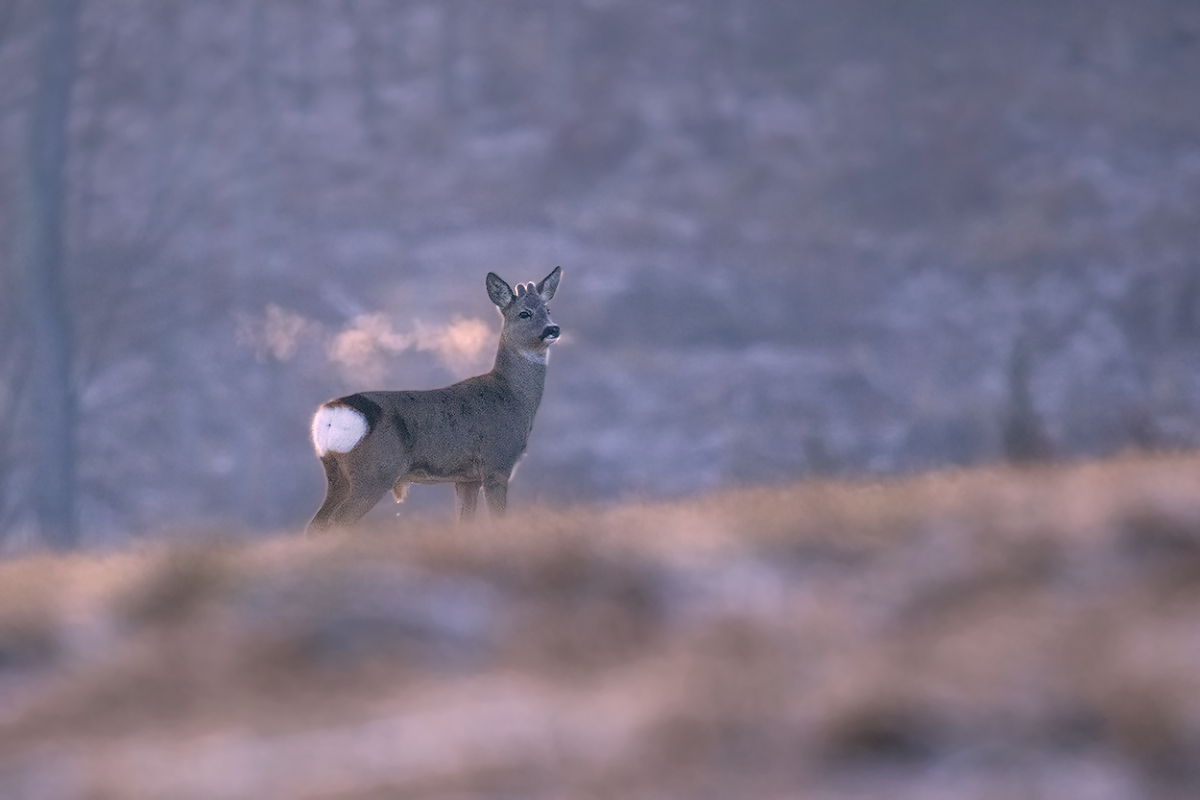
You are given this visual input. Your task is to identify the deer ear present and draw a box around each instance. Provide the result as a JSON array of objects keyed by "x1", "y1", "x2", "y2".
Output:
[
  {"x1": 486, "y1": 272, "x2": 514, "y2": 308},
  {"x1": 537, "y1": 266, "x2": 562, "y2": 302}
]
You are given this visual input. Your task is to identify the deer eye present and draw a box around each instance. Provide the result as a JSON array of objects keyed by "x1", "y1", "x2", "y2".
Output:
[{"x1": 518, "y1": 311, "x2": 531, "y2": 319}]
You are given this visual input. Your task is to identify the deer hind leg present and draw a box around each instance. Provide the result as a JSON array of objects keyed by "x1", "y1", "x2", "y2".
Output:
[
  {"x1": 482, "y1": 473, "x2": 508, "y2": 519},
  {"x1": 455, "y1": 481, "x2": 481, "y2": 521},
  {"x1": 327, "y1": 471, "x2": 393, "y2": 528},
  {"x1": 308, "y1": 455, "x2": 351, "y2": 534}
]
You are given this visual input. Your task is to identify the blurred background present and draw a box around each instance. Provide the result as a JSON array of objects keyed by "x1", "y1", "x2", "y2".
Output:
[{"x1": 2, "y1": 0, "x2": 1199, "y2": 547}]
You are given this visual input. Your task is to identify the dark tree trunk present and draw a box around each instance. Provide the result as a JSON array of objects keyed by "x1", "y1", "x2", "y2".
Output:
[
  {"x1": 344, "y1": 0, "x2": 384, "y2": 148},
  {"x1": 440, "y1": 0, "x2": 475, "y2": 121},
  {"x1": 21, "y1": 0, "x2": 82, "y2": 547},
  {"x1": 544, "y1": 0, "x2": 574, "y2": 113}
]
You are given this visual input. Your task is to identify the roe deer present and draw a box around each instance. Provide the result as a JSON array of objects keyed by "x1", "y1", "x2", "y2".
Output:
[{"x1": 307, "y1": 267, "x2": 562, "y2": 532}]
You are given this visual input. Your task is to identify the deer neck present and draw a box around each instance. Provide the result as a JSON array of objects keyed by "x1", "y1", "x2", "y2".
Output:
[{"x1": 491, "y1": 336, "x2": 548, "y2": 411}]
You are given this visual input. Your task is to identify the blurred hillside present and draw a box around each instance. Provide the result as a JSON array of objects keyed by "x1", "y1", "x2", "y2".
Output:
[
  {"x1": 2, "y1": 0, "x2": 1200, "y2": 543},
  {"x1": 4, "y1": 454, "x2": 1200, "y2": 798}
]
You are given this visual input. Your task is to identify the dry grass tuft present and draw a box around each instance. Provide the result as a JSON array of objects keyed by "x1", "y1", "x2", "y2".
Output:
[{"x1": 3, "y1": 452, "x2": 1200, "y2": 798}]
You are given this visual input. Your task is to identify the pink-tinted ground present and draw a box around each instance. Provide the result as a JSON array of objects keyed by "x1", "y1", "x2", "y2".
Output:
[{"x1": 3, "y1": 453, "x2": 1200, "y2": 799}]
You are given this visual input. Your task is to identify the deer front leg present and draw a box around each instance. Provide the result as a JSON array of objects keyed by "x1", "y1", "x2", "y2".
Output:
[
  {"x1": 483, "y1": 473, "x2": 508, "y2": 519},
  {"x1": 455, "y1": 481, "x2": 481, "y2": 521}
]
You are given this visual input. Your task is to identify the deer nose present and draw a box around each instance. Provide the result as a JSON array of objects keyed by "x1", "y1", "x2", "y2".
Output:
[{"x1": 540, "y1": 325, "x2": 560, "y2": 342}]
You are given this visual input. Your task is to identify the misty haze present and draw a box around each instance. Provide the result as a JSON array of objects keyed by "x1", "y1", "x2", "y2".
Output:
[{"x1": 3, "y1": 1, "x2": 1199, "y2": 544}]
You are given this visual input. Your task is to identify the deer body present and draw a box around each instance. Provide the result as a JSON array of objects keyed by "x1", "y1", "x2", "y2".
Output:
[{"x1": 307, "y1": 268, "x2": 561, "y2": 532}]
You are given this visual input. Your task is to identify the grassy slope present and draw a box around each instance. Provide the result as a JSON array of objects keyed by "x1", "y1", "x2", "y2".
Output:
[{"x1": 3, "y1": 453, "x2": 1200, "y2": 799}]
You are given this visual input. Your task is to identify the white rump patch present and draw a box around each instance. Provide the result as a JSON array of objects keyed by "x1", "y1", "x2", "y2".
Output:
[{"x1": 312, "y1": 404, "x2": 368, "y2": 456}]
